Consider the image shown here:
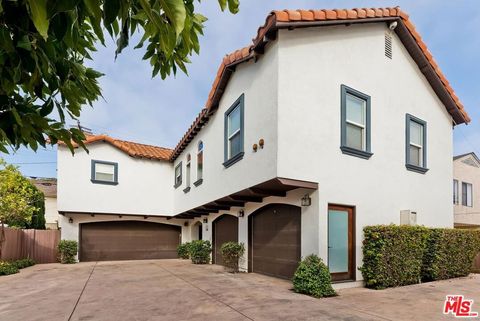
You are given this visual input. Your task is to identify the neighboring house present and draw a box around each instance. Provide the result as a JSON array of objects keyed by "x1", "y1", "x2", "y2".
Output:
[
  {"x1": 58, "y1": 7, "x2": 470, "y2": 283},
  {"x1": 453, "y1": 153, "x2": 480, "y2": 229},
  {"x1": 30, "y1": 177, "x2": 59, "y2": 230}
]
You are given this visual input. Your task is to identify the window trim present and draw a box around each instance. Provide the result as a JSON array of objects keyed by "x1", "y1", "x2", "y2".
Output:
[
  {"x1": 405, "y1": 114, "x2": 428, "y2": 174},
  {"x1": 196, "y1": 141, "x2": 204, "y2": 183},
  {"x1": 453, "y1": 179, "x2": 459, "y2": 205},
  {"x1": 340, "y1": 85, "x2": 373, "y2": 159},
  {"x1": 223, "y1": 94, "x2": 245, "y2": 168},
  {"x1": 184, "y1": 155, "x2": 191, "y2": 193},
  {"x1": 462, "y1": 182, "x2": 473, "y2": 207},
  {"x1": 174, "y1": 162, "x2": 182, "y2": 188},
  {"x1": 91, "y1": 160, "x2": 118, "y2": 185}
]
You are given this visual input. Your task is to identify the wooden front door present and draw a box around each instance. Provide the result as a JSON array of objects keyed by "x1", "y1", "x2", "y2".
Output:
[
  {"x1": 212, "y1": 215, "x2": 238, "y2": 265},
  {"x1": 328, "y1": 205, "x2": 355, "y2": 282}
]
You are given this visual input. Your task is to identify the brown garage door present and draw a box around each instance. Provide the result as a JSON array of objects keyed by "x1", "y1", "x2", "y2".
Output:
[
  {"x1": 212, "y1": 215, "x2": 238, "y2": 265},
  {"x1": 80, "y1": 221, "x2": 181, "y2": 261},
  {"x1": 248, "y1": 204, "x2": 301, "y2": 279}
]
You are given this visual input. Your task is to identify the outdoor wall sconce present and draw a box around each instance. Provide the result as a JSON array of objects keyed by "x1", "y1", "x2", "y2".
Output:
[
  {"x1": 253, "y1": 143, "x2": 258, "y2": 152},
  {"x1": 68, "y1": 217, "x2": 73, "y2": 224},
  {"x1": 259, "y1": 139, "x2": 265, "y2": 149},
  {"x1": 301, "y1": 194, "x2": 312, "y2": 206},
  {"x1": 144, "y1": 215, "x2": 148, "y2": 219},
  {"x1": 184, "y1": 221, "x2": 189, "y2": 227},
  {"x1": 118, "y1": 215, "x2": 123, "y2": 218},
  {"x1": 203, "y1": 218, "x2": 208, "y2": 224},
  {"x1": 238, "y1": 210, "x2": 245, "y2": 218}
]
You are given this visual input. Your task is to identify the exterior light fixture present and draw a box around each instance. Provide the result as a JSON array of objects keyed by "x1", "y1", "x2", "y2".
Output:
[
  {"x1": 184, "y1": 221, "x2": 189, "y2": 227},
  {"x1": 238, "y1": 210, "x2": 245, "y2": 218},
  {"x1": 259, "y1": 138, "x2": 265, "y2": 149},
  {"x1": 68, "y1": 217, "x2": 73, "y2": 224},
  {"x1": 203, "y1": 218, "x2": 208, "y2": 224},
  {"x1": 301, "y1": 194, "x2": 312, "y2": 206}
]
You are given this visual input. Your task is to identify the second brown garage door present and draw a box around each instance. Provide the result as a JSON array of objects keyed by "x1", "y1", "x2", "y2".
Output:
[
  {"x1": 212, "y1": 214, "x2": 238, "y2": 265},
  {"x1": 80, "y1": 221, "x2": 181, "y2": 261},
  {"x1": 248, "y1": 204, "x2": 301, "y2": 279}
]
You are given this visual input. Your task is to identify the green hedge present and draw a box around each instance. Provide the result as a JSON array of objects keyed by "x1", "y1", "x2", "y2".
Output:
[
  {"x1": 189, "y1": 240, "x2": 212, "y2": 264},
  {"x1": 360, "y1": 225, "x2": 430, "y2": 289},
  {"x1": 58, "y1": 240, "x2": 78, "y2": 264},
  {"x1": 360, "y1": 225, "x2": 480, "y2": 289},
  {"x1": 177, "y1": 242, "x2": 191, "y2": 259},
  {"x1": 11, "y1": 258, "x2": 35, "y2": 269},
  {"x1": 293, "y1": 255, "x2": 336, "y2": 298},
  {"x1": 422, "y1": 229, "x2": 480, "y2": 281},
  {"x1": 0, "y1": 261, "x2": 19, "y2": 275},
  {"x1": 220, "y1": 242, "x2": 244, "y2": 273}
]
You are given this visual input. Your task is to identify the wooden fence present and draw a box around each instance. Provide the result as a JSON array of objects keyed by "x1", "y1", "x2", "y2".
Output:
[{"x1": 1, "y1": 227, "x2": 60, "y2": 263}]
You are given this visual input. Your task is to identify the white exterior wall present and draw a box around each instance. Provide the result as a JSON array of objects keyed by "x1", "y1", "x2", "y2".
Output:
[
  {"x1": 44, "y1": 196, "x2": 59, "y2": 229},
  {"x1": 57, "y1": 143, "x2": 174, "y2": 215},
  {"x1": 454, "y1": 155, "x2": 480, "y2": 226},
  {"x1": 172, "y1": 42, "x2": 279, "y2": 213},
  {"x1": 276, "y1": 24, "x2": 454, "y2": 280}
]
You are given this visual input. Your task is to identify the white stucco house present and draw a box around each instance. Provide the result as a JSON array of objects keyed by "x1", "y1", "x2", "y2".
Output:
[
  {"x1": 57, "y1": 7, "x2": 471, "y2": 283},
  {"x1": 30, "y1": 177, "x2": 59, "y2": 230}
]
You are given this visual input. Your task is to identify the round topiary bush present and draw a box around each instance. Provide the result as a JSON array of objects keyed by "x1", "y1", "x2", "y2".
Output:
[
  {"x1": 177, "y1": 242, "x2": 191, "y2": 259},
  {"x1": 189, "y1": 240, "x2": 212, "y2": 264},
  {"x1": 220, "y1": 242, "x2": 244, "y2": 273},
  {"x1": 58, "y1": 240, "x2": 78, "y2": 264},
  {"x1": 293, "y1": 254, "x2": 336, "y2": 298}
]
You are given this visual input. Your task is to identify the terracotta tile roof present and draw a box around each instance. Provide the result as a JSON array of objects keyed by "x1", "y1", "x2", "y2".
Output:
[
  {"x1": 171, "y1": 6, "x2": 470, "y2": 160},
  {"x1": 61, "y1": 134, "x2": 173, "y2": 161}
]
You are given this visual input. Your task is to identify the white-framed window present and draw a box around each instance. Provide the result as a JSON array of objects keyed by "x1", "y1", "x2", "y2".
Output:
[
  {"x1": 174, "y1": 162, "x2": 182, "y2": 188},
  {"x1": 91, "y1": 160, "x2": 118, "y2": 185},
  {"x1": 462, "y1": 182, "x2": 473, "y2": 207},
  {"x1": 453, "y1": 179, "x2": 459, "y2": 204}
]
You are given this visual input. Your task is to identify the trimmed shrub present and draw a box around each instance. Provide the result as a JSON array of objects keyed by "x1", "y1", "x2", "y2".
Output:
[
  {"x1": 58, "y1": 240, "x2": 78, "y2": 264},
  {"x1": 293, "y1": 255, "x2": 336, "y2": 298},
  {"x1": 177, "y1": 242, "x2": 191, "y2": 259},
  {"x1": 422, "y1": 229, "x2": 480, "y2": 281},
  {"x1": 0, "y1": 261, "x2": 19, "y2": 275},
  {"x1": 11, "y1": 258, "x2": 35, "y2": 269},
  {"x1": 189, "y1": 240, "x2": 212, "y2": 264},
  {"x1": 220, "y1": 242, "x2": 245, "y2": 273},
  {"x1": 359, "y1": 225, "x2": 430, "y2": 289}
]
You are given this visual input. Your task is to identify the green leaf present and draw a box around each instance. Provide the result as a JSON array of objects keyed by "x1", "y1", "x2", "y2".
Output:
[
  {"x1": 16, "y1": 35, "x2": 32, "y2": 51},
  {"x1": 227, "y1": 0, "x2": 239, "y2": 14},
  {"x1": 103, "y1": 0, "x2": 120, "y2": 26},
  {"x1": 159, "y1": 0, "x2": 187, "y2": 36},
  {"x1": 27, "y1": 0, "x2": 50, "y2": 40}
]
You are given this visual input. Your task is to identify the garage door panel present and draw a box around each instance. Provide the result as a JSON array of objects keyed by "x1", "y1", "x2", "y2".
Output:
[
  {"x1": 213, "y1": 215, "x2": 238, "y2": 265},
  {"x1": 249, "y1": 204, "x2": 301, "y2": 279},
  {"x1": 80, "y1": 221, "x2": 181, "y2": 261}
]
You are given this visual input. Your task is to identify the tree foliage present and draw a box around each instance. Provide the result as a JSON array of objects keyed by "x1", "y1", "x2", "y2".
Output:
[{"x1": 0, "y1": 0, "x2": 239, "y2": 152}]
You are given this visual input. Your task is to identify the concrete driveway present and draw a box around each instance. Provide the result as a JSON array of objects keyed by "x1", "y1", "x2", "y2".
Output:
[{"x1": 0, "y1": 259, "x2": 478, "y2": 321}]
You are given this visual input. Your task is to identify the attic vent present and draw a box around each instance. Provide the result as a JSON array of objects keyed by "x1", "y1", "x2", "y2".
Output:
[{"x1": 385, "y1": 33, "x2": 392, "y2": 59}]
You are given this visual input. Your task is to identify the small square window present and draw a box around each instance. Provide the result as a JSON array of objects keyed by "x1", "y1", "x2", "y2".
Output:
[{"x1": 91, "y1": 160, "x2": 118, "y2": 185}]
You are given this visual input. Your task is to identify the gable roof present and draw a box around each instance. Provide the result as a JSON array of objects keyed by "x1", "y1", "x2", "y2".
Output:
[
  {"x1": 30, "y1": 178, "x2": 57, "y2": 197},
  {"x1": 454, "y1": 152, "x2": 480, "y2": 163},
  {"x1": 61, "y1": 134, "x2": 173, "y2": 161},
  {"x1": 171, "y1": 6, "x2": 470, "y2": 160}
]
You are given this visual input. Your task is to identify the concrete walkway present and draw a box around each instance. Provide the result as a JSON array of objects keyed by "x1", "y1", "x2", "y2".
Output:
[{"x1": 0, "y1": 259, "x2": 478, "y2": 320}]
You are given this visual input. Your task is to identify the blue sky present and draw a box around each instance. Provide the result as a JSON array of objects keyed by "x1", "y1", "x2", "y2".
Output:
[{"x1": 2, "y1": 0, "x2": 479, "y2": 178}]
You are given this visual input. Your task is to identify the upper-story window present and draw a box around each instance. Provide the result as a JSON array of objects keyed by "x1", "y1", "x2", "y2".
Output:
[
  {"x1": 174, "y1": 162, "x2": 182, "y2": 188},
  {"x1": 340, "y1": 85, "x2": 372, "y2": 159},
  {"x1": 91, "y1": 160, "x2": 118, "y2": 185},
  {"x1": 462, "y1": 182, "x2": 473, "y2": 207},
  {"x1": 223, "y1": 94, "x2": 245, "y2": 168},
  {"x1": 184, "y1": 154, "x2": 191, "y2": 193},
  {"x1": 194, "y1": 141, "x2": 203, "y2": 186},
  {"x1": 453, "y1": 179, "x2": 459, "y2": 204},
  {"x1": 405, "y1": 114, "x2": 428, "y2": 174}
]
